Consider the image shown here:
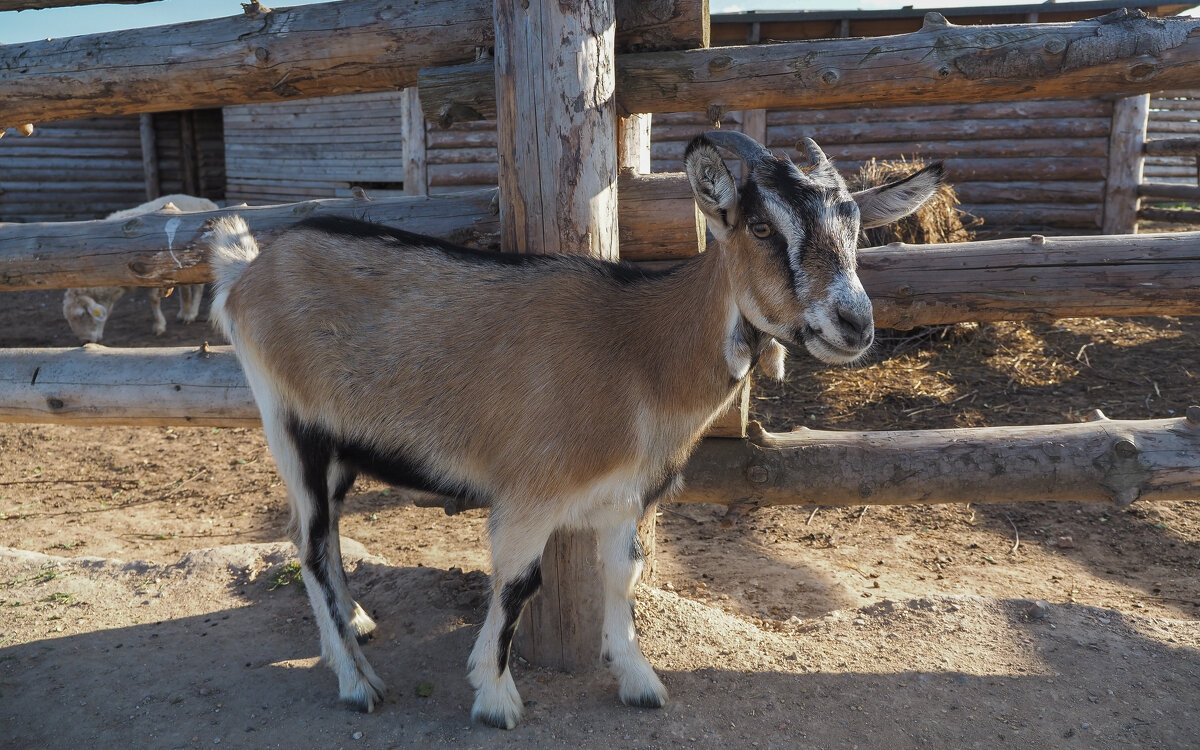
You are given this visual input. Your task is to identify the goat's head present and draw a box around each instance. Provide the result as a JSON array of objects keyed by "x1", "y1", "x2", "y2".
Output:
[
  {"x1": 685, "y1": 131, "x2": 944, "y2": 365},
  {"x1": 63, "y1": 288, "x2": 115, "y2": 343}
]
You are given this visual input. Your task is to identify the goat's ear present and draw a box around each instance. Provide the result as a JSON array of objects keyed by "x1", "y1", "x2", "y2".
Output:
[
  {"x1": 851, "y1": 162, "x2": 945, "y2": 229},
  {"x1": 685, "y1": 136, "x2": 740, "y2": 238}
]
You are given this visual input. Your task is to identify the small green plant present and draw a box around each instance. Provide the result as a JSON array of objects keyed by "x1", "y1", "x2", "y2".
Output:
[
  {"x1": 41, "y1": 592, "x2": 73, "y2": 605},
  {"x1": 268, "y1": 561, "x2": 305, "y2": 591}
]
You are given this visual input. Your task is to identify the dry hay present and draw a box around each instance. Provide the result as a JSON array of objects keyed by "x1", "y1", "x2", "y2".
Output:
[{"x1": 848, "y1": 156, "x2": 978, "y2": 246}]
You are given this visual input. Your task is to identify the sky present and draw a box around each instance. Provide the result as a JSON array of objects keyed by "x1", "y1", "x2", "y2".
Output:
[{"x1": 6, "y1": 0, "x2": 1188, "y2": 45}]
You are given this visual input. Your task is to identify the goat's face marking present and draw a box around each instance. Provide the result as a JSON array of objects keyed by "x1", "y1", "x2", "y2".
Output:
[{"x1": 686, "y1": 132, "x2": 944, "y2": 366}]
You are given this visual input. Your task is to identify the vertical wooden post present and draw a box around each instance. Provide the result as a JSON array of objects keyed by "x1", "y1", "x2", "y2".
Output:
[
  {"x1": 401, "y1": 87, "x2": 428, "y2": 196},
  {"x1": 139, "y1": 113, "x2": 160, "y2": 201},
  {"x1": 1103, "y1": 94, "x2": 1149, "y2": 234},
  {"x1": 739, "y1": 23, "x2": 766, "y2": 179},
  {"x1": 617, "y1": 112, "x2": 657, "y2": 584},
  {"x1": 494, "y1": 0, "x2": 618, "y2": 671},
  {"x1": 180, "y1": 111, "x2": 199, "y2": 196}
]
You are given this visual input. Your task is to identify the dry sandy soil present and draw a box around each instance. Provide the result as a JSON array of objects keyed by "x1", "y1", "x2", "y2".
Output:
[{"x1": 1, "y1": 284, "x2": 1199, "y2": 749}]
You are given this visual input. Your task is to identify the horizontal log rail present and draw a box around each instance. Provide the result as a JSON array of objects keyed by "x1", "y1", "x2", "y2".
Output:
[
  {"x1": 0, "y1": 0, "x2": 155, "y2": 8},
  {"x1": 1137, "y1": 182, "x2": 1200, "y2": 200},
  {"x1": 4, "y1": 346, "x2": 1196, "y2": 510},
  {"x1": 0, "y1": 0, "x2": 705, "y2": 129},
  {"x1": 0, "y1": 174, "x2": 701, "y2": 289},
  {"x1": 421, "y1": 10, "x2": 1200, "y2": 122},
  {"x1": 1139, "y1": 205, "x2": 1200, "y2": 223},
  {"x1": 7, "y1": 8, "x2": 1200, "y2": 129}
]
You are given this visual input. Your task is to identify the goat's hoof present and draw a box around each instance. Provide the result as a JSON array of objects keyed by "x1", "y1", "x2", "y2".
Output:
[
  {"x1": 619, "y1": 676, "x2": 668, "y2": 709},
  {"x1": 340, "y1": 675, "x2": 385, "y2": 713},
  {"x1": 471, "y1": 679, "x2": 524, "y2": 729},
  {"x1": 351, "y1": 603, "x2": 377, "y2": 645}
]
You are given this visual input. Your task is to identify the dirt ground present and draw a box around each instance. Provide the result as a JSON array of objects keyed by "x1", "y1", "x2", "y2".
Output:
[{"x1": 1, "y1": 282, "x2": 1199, "y2": 749}]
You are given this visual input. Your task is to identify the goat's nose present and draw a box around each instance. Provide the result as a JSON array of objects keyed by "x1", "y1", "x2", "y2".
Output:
[{"x1": 836, "y1": 307, "x2": 874, "y2": 348}]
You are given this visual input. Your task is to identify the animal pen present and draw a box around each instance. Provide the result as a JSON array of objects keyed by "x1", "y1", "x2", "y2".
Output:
[{"x1": 2, "y1": 0, "x2": 1200, "y2": 673}]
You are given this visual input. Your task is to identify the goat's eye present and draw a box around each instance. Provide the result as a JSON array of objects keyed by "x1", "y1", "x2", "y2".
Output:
[{"x1": 751, "y1": 223, "x2": 773, "y2": 238}]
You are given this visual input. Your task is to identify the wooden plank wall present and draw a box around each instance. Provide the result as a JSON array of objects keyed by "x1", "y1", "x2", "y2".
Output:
[
  {"x1": 223, "y1": 91, "x2": 407, "y2": 203},
  {"x1": 0, "y1": 117, "x2": 147, "y2": 222},
  {"x1": 1144, "y1": 89, "x2": 1200, "y2": 185},
  {"x1": 652, "y1": 100, "x2": 1113, "y2": 236},
  {"x1": 151, "y1": 110, "x2": 226, "y2": 202}
]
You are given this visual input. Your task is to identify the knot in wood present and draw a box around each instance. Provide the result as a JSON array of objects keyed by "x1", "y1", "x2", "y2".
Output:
[
  {"x1": 937, "y1": 65, "x2": 951, "y2": 79},
  {"x1": 47, "y1": 397, "x2": 64, "y2": 410},
  {"x1": 921, "y1": 12, "x2": 950, "y2": 29},
  {"x1": 1126, "y1": 62, "x2": 1159, "y2": 82},
  {"x1": 254, "y1": 46, "x2": 269, "y2": 62},
  {"x1": 291, "y1": 202, "x2": 318, "y2": 216},
  {"x1": 1186, "y1": 405, "x2": 1200, "y2": 426},
  {"x1": 707, "y1": 55, "x2": 734, "y2": 73},
  {"x1": 819, "y1": 68, "x2": 841, "y2": 85},
  {"x1": 122, "y1": 218, "x2": 142, "y2": 235},
  {"x1": 1043, "y1": 37, "x2": 1067, "y2": 55},
  {"x1": 1113, "y1": 438, "x2": 1138, "y2": 458},
  {"x1": 1030, "y1": 234, "x2": 1046, "y2": 245},
  {"x1": 128, "y1": 261, "x2": 149, "y2": 277},
  {"x1": 747, "y1": 465, "x2": 769, "y2": 484}
]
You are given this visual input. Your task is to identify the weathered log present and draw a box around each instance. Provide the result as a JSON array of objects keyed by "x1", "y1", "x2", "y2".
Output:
[
  {"x1": 765, "y1": 99, "x2": 1113, "y2": 124},
  {"x1": 764, "y1": 117, "x2": 1111, "y2": 146},
  {"x1": 1104, "y1": 95, "x2": 1151, "y2": 234},
  {"x1": 0, "y1": 0, "x2": 492, "y2": 130},
  {"x1": 860, "y1": 231, "x2": 1200, "y2": 329},
  {"x1": 7, "y1": 347, "x2": 1195, "y2": 512},
  {"x1": 951, "y1": 181, "x2": 1104, "y2": 205},
  {"x1": 400, "y1": 89, "x2": 428, "y2": 197},
  {"x1": 957, "y1": 203, "x2": 1102, "y2": 229},
  {"x1": 0, "y1": 345, "x2": 258, "y2": 427},
  {"x1": 417, "y1": 10, "x2": 1200, "y2": 119},
  {"x1": 0, "y1": 190, "x2": 502, "y2": 290},
  {"x1": 1144, "y1": 137, "x2": 1200, "y2": 156},
  {"x1": 680, "y1": 414, "x2": 1200, "y2": 510},
  {"x1": 493, "y1": 0, "x2": 617, "y2": 670},
  {"x1": 1137, "y1": 182, "x2": 1200, "y2": 201},
  {"x1": 1, "y1": 0, "x2": 706, "y2": 130},
  {"x1": 0, "y1": 174, "x2": 706, "y2": 290},
  {"x1": 1139, "y1": 205, "x2": 1200, "y2": 223}
]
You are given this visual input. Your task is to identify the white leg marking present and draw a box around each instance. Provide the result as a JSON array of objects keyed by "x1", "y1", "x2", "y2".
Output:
[{"x1": 597, "y1": 514, "x2": 667, "y2": 709}]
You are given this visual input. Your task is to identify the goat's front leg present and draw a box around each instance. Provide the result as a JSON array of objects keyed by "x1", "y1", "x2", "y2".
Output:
[
  {"x1": 597, "y1": 510, "x2": 668, "y2": 709},
  {"x1": 178, "y1": 283, "x2": 204, "y2": 323},
  {"x1": 468, "y1": 512, "x2": 554, "y2": 729},
  {"x1": 146, "y1": 288, "x2": 167, "y2": 335}
]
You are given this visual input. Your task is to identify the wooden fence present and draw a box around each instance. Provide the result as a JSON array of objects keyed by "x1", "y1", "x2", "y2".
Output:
[{"x1": 2, "y1": 0, "x2": 1200, "y2": 670}]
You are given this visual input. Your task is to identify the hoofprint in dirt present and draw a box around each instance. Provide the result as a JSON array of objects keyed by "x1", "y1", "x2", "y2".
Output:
[{"x1": 2, "y1": 542, "x2": 1198, "y2": 750}]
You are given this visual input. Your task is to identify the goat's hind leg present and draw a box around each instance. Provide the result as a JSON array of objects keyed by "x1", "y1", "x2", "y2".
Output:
[
  {"x1": 597, "y1": 509, "x2": 667, "y2": 708},
  {"x1": 269, "y1": 415, "x2": 385, "y2": 712},
  {"x1": 326, "y1": 460, "x2": 377, "y2": 645}
]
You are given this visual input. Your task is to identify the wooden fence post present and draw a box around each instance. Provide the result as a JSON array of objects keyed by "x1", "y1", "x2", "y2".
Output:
[
  {"x1": 139, "y1": 113, "x2": 160, "y2": 201},
  {"x1": 401, "y1": 88, "x2": 428, "y2": 196},
  {"x1": 1103, "y1": 93, "x2": 1149, "y2": 234},
  {"x1": 494, "y1": 0, "x2": 618, "y2": 671}
]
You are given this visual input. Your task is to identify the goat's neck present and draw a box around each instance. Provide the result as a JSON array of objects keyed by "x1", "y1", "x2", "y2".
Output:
[{"x1": 630, "y1": 244, "x2": 749, "y2": 417}]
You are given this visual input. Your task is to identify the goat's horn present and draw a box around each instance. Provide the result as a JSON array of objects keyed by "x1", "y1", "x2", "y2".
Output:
[
  {"x1": 703, "y1": 130, "x2": 772, "y2": 167},
  {"x1": 795, "y1": 137, "x2": 829, "y2": 173}
]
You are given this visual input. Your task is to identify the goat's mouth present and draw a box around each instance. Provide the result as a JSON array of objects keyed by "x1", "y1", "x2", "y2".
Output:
[{"x1": 799, "y1": 325, "x2": 870, "y2": 365}]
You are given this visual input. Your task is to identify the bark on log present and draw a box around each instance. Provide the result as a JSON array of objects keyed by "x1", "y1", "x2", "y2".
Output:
[
  {"x1": 1104, "y1": 95, "x2": 1150, "y2": 234},
  {"x1": 1144, "y1": 137, "x2": 1200, "y2": 156},
  {"x1": 416, "y1": 11, "x2": 1200, "y2": 120},
  {"x1": 681, "y1": 415, "x2": 1200, "y2": 510},
  {"x1": 858, "y1": 231, "x2": 1200, "y2": 329}
]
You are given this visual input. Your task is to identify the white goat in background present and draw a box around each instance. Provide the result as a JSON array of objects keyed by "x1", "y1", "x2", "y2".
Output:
[
  {"x1": 207, "y1": 131, "x2": 944, "y2": 728},
  {"x1": 63, "y1": 194, "x2": 216, "y2": 342}
]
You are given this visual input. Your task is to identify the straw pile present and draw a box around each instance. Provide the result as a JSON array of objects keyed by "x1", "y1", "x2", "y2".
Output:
[{"x1": 848, "y1": 157, "x2": 977, "y2": 246}]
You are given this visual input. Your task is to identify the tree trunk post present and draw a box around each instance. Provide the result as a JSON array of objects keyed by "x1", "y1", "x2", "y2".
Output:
[
  {"x1": 401, "y1": 88, "x2": 428, "y2": 196},
  {"x1": 1103, "y1": 93, "x2": 1149, "y2": 234},
  {"x1": 138, "y1": 113, "x2": 160, "y2": 201},
  {"x1": 494, "y1": 0, "x2": 618, "y2": 671}
]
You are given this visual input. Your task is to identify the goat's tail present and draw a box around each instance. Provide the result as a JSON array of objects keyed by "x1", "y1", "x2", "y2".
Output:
[{"x1": 206, "y1": 215, "x2": 259, "y2": 342}]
